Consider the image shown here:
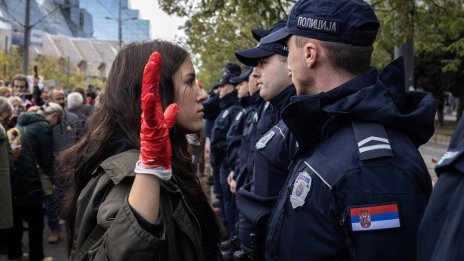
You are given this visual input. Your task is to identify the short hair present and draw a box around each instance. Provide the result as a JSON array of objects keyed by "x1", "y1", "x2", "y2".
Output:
[
  {"x1": 72, "y1": 86, "x2": 86, "y2": 101},
  {"x1": 67, "y1": 92, "x2": 84, "y2": 110},
  {"x1": 0, "y1": 96, "x2": 13, "y2": 117},
  {"x1": 11, "y1": 74, "x2": 28, "y2": 88},
  {"x1": 0, "y1": 87, "x2": 11, "y2": 97},
  {"x1": 37, "y1": 102, "x2": 65, "y2": 122},
  {"x1": 49, "y1": 88, "x2": 65, "y2": 96},
  {"x1": 8, "y1": 96, "x2": 24, "y2": 107},
  {"x1": 295, "y1": 36, "x2": 373, "y2": 76},
  {"x1": 277, "y1": 54, "x2": 287, "y2": 63}
]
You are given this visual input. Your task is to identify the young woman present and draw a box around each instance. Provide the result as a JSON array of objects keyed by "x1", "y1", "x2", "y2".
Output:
[{"x1": 59, "y1": 40, "x2": 223, "y2": 260}]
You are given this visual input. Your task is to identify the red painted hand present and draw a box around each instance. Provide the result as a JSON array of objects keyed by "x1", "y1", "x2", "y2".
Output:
[{"x1": 135, "y1": 52, "x2": 178, "y2": 179}]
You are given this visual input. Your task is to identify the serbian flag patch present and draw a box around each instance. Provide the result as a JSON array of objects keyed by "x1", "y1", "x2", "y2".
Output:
[{"x1": 349, "y1": 203, "x2": 400, "y2": 231}]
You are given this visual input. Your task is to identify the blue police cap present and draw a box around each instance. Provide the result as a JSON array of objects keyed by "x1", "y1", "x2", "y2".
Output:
[
  {"x1": 235, "y1": 20, "x2": 288, "y2": 67},
  {"x1": 218, "y1": 62, "x2": 242, "y2": 86},
  {"x1": 252, "y1": 28, "x2": 269, "y2": 41},
  {"x1": 230, "y1": 67, "x2": 253, "y2": 84},
  {"x1": 211, "y1": 81, "x2": 222, "y2": 90},
  {"x1": 261, "y1": 0, "x2": 379, "y2": 46}
]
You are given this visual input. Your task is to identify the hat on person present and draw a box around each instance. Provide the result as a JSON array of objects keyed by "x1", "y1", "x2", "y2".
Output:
[
  {"x1": 235, "y1": 20, "x2": 289, "y2": 67},
  {"x1": 252, "y1": 28, "x2": 269, "y2": 41},
  {"x1": 217, "y1": 62, "x2": 242, "y2": 86},
  {"x1": 260, "y1": 0, "x2": 379, "y2": 46},
  {"x1": 211, "y1": 81, "x2": 222, "y2": 90},
  {"x1": 230, "y1": 67, "x2": 253, "y2": 85}
]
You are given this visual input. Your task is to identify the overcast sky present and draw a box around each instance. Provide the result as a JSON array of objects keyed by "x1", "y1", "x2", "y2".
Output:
[{"x1": 129, "y1": 0, "x2": 186, "y2": 41}]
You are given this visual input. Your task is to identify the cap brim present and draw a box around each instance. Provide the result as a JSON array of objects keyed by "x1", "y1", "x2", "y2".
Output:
[
  {"x1": 230, "y1": 67, "x2": 253, "y2": 84},
  {"x1": 235, "y1": 47, "x2": 274, "y2": 67},
  {"x1": 260, "y1": 27, "x2": 291, "y2": 44},
  {"x1": 252, "y1": 29, "x2": 269, "y2": 41}
]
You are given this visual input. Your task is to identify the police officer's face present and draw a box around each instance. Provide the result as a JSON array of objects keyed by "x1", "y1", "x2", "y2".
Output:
[
  {"x1": 173, "y1": 57, "x2": 208, "y2": 133},
  {"x1": 236, "y1": 81, "x2": 249, "y2": 98},
  {"x1": 248, "y1": 72, "x2": 259, "y2": 95},
  {"x1": 218, "y1": 84, "x2": 234, "y2": 99},
  {"x1": 254, "y1": 54, "x2": 292, "y2": 101}
]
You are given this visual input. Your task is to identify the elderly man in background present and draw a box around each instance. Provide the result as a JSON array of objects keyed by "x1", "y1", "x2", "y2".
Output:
[{"x1": 45, "y1": 88, "x2": 82, "y2": 243}]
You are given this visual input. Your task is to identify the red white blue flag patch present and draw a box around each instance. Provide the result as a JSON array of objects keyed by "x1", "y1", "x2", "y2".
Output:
[{"x1": 349, "y1": 203, "x2": 400, "y2": 231}]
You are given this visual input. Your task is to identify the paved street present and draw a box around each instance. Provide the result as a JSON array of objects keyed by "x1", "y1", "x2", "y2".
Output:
[{"x1": 419, "y1": 139, "x2": 449, "y2": 183}]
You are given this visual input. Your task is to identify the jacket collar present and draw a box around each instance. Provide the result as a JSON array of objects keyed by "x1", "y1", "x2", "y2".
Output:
[
  {"x1": 220, "y1": 91, "x2": 240, "y2": 109},
  {"x1": 269, "y1": 84, "x2": 296, "y2": 113},
  {"x1": 282, "y1": 67, "x2": 378, "y2": 150}
]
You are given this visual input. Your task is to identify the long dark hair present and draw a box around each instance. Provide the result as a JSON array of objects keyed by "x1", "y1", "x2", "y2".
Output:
[{"x1": 59, "y1": 40, "x2": 221, "y2": 252}]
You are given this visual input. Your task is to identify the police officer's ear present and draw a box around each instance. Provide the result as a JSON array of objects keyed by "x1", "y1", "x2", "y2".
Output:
[{"x1": 304, "y1": 39, "x2": 320, "y2": 68}]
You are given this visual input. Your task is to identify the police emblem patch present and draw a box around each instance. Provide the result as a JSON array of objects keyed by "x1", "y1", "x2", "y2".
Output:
[
  {"x1": 290, "y1": 171, "x2": 312, "y2": 209},
  {"x1": 256, "y1": 130, "x2": 275, "y2": 150}
]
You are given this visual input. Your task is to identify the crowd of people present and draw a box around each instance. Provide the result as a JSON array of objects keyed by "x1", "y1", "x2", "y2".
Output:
[
  {"x1": 0, "y1": 74, "x2": 99, "y2": 261},
  {"x1": 1, "y1": 0, "x2": 464, "y2": 260}
]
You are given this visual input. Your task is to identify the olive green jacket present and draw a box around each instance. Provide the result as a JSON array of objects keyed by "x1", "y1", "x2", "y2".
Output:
[
  {"x1": 71, "y1": 150, "x2": 205, "y2": 261},
  {"x1": 0, "y1": 124, "x2": 14, "y2": 229}
]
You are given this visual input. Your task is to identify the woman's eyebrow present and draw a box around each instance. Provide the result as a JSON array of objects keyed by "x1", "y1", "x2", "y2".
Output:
[{"x1": 184, "y1": 72, "x2": 196, "y2": 80}]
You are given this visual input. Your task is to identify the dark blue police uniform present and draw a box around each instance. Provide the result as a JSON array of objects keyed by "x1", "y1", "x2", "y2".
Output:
[
  {"x1": 203, "y1": 92, "x2": 221, "y2": 139},
  {"x1": 417, "y1": 116, "x2": 464, "y2": 261},
  {"x1": 211, "y1": 91, "x2": 242, "y2": 235},
  {"x1": 265, "y1": 59, "x2": 437, "y2": 261},
  {"x1": 237, "y1": 85, "x2": 297, "y2": 254},
  {"x1": 234, "y1": 91, "x2": 261, "y2": 189}
]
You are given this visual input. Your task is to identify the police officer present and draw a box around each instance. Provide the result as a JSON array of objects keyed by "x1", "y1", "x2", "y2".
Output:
[
  {"x1": 260, "y1": 0, "x2": 437, "y2": 260},
  {"x1": 418, "y1": 116, "x2": 464, "y2": 261},
  {"x1": 226, "y1": 67, "x2": 254, "y2": 195},
  {"x1": 234, "y1": 20, "x2": 298, "y2": 259},
  {"x1": 210, "y1": 62, "x2": 242, "y2": 238}
]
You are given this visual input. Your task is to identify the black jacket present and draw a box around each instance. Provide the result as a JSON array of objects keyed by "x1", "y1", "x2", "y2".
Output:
[{"x1": 13, "y1": 112, "x2": 54, "y2": 207}]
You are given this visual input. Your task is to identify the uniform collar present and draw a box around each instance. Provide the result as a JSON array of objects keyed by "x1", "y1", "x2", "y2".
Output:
[
  {"x1": 269, "y1": 84, "x2": 296, "y2": 113},
  {"x1": 220, "y1": 91, "x2": 240, "y2": 109},
  {"x1": 282, "y1": 67, "x2": 378, "y2": 150}
]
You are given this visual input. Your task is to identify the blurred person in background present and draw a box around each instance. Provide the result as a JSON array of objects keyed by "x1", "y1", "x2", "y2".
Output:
[
  {"x1": 11, "y1": 75, "x2": 33, "y2": 109},
  {"x1": 8, "y1": 102, "x2": 63, "y2": 261},
  {"x1": 46, "y1": 88, "x2": 81, "y2": 243},
  {"x1": 72, "y1": 86, "x2": 95, "y2": 117},
  {"x1": 0, "y1": 86, "x2": 12, "y2": 97},
  {"x1": 0, "y1": 97, "x2": 20, "y2": 254},
  {"x1": 7, "y1": 97, "x2": 25, "y2": 129}
]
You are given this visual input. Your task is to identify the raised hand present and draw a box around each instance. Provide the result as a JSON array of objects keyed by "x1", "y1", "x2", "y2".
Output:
[{"x1": 134, "y1": 52, "x2": 178, "y2": 180}]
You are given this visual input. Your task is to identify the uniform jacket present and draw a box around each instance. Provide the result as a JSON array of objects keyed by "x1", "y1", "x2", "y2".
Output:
[
  {"x1": 266, "y1": 58, "x2": 437, "y2": 261},
  {"x1": 236, "y1": 92, "x2": 262, "y2": 188},
  {"x1": 71, "y1": 150, "x2": 210, "y2": 261},
  {"x1": 225, "y1": 95, "x2": 254, "y2": 178},
  {"x1": 203, "y1": 93, "x2": 221, "y2": 139},
  {"x1": 236, "y1": 85, "x2": 297, "y2": 252},
  {"x1": 0, "y1": 123, "x2": 14, "y2": 229},
  {"x1": 210, "y1": 92, "x2": 241, "y2": 169},
  {"x1": 13, "y1": 112, "x2": 54, "y2": 207},
  {"x1": 417, "y1": 116, "x2": 464, "y2": 261}
]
